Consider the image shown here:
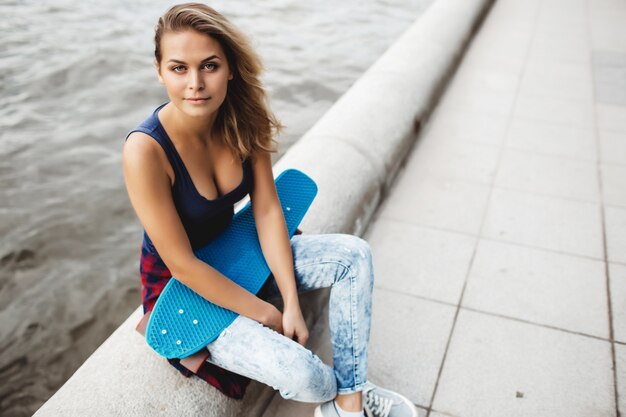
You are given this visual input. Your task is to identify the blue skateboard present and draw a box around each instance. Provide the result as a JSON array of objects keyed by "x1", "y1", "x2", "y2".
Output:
[{"x1": 141, "y1": 169, "x2": 317, "y2": 361}]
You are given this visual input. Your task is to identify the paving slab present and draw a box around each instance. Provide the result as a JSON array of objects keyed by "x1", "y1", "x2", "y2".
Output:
[
  {"x1": 455, "y1": 45, "x2": 528, "y2": 79},
  {"x1": 429, "y1": 412, "x2": 456, "y2": 417},
  {"x1": 539, "y1": 2, "x2": 586, "y2": 21},
  {"x1": 464, "y1": 239, "x2": 608, "y2": 338},
  {"x1": 601, "y1": 163, "x2": 626, "y2": 208},
  {"x1": 481, "y1": 187, "x2": 604, "y2": 259},
  {"x1": 452, "y1": 0, "x2": 534, "y2": 73},
  {"x1": 472, "y1": 23, "x2": 534, "y2": 50},
  {"x1": 436, "y1": 87, "x2": 517, "y2": 118},
  {"x1": 518, "y1": 67, "x2": 594, "y2": 102},
  {"x1": 588, "y1": 0, "x2": 626, "y2": 12},
  {"x1": 596, "y1": 104, "x2": 626, "y2": 133},
  {"x1": 422, "y1": 109, "x2": 509, "y2": 148},
  {"x1": 486, "y1": 0, "x2": 540, "y2": 27},
  {"x1": 504, "y1": 118, "x2": 596, "y2": 162},
  {"x1": 432, "y1": 309, "x2": 615, "y2": 417},
  {"x1": 378, "y1": 174, "x2": 491, "y2": 236},
  {"x1": 528, "y1": 35, "x2": 591, "y2": 66},
  {"x1": 512, "y1": 93, "x2": 595, "y2": 129},
  {"x1": 367, "y1": 288, "x2": 456, "y2": 408},
  {"x1": 461, "y1": 47, "x2": 527, "y2": 77},
  {"x1": 524, "y1": 59, "x2": 592, "y2": 84},
  {"x1": 261, "y1": 396, "x2": 317, "y2": 417},
  {"x1": 605, "y1": 206, "x2": 626, "y2": 264},
  {"x1": 535, "y1": 17, "x2": 587, "y2": 44},
  {"x1": 366, "y1": 217, "x2": 475, "y2": 305},
  {"x1": 446, "y1": 63, "x2": 520, "y2": 96},
  {"x1": 402, "y1": 136, "x2": 500, "y2": 185},
  {"x1": 592, "y1": 50, "x2": 626, "y2": 107},
  {"x1": 599, "y1": 129, "x2": 626, "y2": 165},
  {"x1": 589, "y1": 6, "x2": 626, "y2": 53},
  {"x1": 494, "y1": 149, "x2": 600, "y2": 203}
]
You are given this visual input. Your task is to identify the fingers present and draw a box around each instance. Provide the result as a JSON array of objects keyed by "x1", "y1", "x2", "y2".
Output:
[
  {"x1": 292, "y1": 324, "x2": 309, "y2": 346},
  {"x1": 297, "y1": 331, "x2": 309, "y2": 346},
  {"x1": 283, "y1": 326, "x2": 292, "y2": 339}
]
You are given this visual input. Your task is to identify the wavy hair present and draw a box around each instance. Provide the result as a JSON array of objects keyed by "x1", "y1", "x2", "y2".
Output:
[{"x1": 154, "y1": 3, "x2": 281, "y2": 160}]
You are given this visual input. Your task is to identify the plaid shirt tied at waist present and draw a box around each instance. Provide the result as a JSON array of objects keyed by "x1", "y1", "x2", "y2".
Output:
[{"x1": 139, "y1": 242, "x2": 251, "y2": 399}]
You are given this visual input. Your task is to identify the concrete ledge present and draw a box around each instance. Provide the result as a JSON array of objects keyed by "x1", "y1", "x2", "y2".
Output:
[
  {"x1": 273, "y1": 0, "x2": 494, "y2": 236},
  {"x1": 33, "y1": 289, "x2": 328, "y2": 417},
  {"x1": 33, "y1": 0, "x2": 493, "y2": 415}
]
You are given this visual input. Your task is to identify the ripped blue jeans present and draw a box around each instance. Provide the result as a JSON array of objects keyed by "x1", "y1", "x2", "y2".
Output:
[{"x1": 204, "y1": 233, "x2": 374, "y2": 402}]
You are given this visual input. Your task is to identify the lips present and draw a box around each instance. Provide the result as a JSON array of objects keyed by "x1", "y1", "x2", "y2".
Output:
[{"x1": 186, "y1": 97, "x2": 209, "y2": 101}]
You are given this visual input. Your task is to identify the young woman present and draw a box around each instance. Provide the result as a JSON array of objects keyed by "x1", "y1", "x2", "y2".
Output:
[{"x1": 122, "y1": 4, "x2": 416, "y2": 417}]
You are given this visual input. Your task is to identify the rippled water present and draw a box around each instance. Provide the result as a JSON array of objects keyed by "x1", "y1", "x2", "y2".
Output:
[{"x1": 0, "y1": 1, "x2": 434, "y2": 415}]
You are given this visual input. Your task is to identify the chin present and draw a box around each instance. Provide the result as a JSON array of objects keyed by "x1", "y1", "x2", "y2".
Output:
[{"x1": 180, "y1": 102, "x2": 217, "y2": 117}]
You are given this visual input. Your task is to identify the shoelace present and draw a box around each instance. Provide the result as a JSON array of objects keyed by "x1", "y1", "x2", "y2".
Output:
[{"x1": 363, "y1": 387, "x2": 394, "y2": 417}]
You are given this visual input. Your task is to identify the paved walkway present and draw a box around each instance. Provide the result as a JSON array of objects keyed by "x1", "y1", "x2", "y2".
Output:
[{"x1": 264, "y1": 0, "x2": 626, "y2": 415}]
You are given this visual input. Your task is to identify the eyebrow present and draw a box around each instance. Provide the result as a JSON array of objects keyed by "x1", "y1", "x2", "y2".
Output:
[{"x1": 167, "y1": 55, "x2": 221, "y2": 64}]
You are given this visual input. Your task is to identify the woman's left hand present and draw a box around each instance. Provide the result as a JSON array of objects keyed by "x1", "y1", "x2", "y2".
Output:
[{"x1": 282, "y1": 302, "x2": 309, "y2": 346}]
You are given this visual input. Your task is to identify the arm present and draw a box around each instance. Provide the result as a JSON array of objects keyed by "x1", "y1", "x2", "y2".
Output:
[
  {"x1": 122, "y1": 132, "x2": 279, "y2": 326},
  {"x1": 249, "y1": 151, "x2": 309, "y2": 345}
]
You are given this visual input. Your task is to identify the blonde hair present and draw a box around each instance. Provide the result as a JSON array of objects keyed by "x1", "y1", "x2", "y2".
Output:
[{"x1": 154, "y1": 3, "x2": 281, "y2": 160}]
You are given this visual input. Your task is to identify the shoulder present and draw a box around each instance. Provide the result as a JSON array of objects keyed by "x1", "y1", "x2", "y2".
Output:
[
  {"x1": 123, "y1": 131, "x2": 166, "y2": 167},
  {"x1": 122, "y1": 131, "x2": 172, "y2": 184},
  {"x1": 124, "y1": 131, "x2": 161, "y2": 156}
]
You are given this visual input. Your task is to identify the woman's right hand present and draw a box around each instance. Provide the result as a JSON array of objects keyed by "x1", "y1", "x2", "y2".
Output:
[{"x1": 259, "y1": 302, "x2": 283, "y2": 334}]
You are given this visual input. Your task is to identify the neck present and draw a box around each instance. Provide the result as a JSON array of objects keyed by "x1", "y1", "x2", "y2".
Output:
[{"x1": 162, "y1": 102, "x2": 219, "y2": 146}]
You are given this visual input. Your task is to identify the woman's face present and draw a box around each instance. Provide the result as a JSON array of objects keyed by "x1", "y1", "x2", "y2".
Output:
[{"x1": 156, "y1": 30, "x2": 233, "y2": 120}]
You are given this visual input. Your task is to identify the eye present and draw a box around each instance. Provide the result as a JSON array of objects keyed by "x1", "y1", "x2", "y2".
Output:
[
  {"x1": 203, "y1": 62, "x2": 219, "y2": 71},
  {"x1": 172, "y1": 65, "x2": 186, "y2": 73}
]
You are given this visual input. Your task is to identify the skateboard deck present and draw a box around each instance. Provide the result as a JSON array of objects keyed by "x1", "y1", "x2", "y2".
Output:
[{"x1": 145, "y1": 169, "x2": 317, "y2": 359}]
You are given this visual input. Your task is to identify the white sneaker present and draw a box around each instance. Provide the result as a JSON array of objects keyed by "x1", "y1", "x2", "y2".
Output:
[
  {"x1": 313, "y1": 382, "x2": 417, "y2": 417},
  {"x1": 313, "y1": 400, "x2": 342, "y2": 417},
  {"x1": 362, "y1": 382, "x2": 418, "y2": 417}
]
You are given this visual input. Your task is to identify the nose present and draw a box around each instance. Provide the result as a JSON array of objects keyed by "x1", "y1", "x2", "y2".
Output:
[{"x1": 187, "y1": 69, "x2": 204, "y2": 91}]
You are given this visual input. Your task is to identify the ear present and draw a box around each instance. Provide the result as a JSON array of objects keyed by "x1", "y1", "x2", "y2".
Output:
[
  {"x1": 155, "y1": 60, "x2": 164, "y2": 84},
  {"x1": 228, "y1": 71, "x2": 233, "y2": 81}
]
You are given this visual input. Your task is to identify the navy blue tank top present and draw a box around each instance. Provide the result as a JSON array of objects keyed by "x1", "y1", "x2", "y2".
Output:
[{"x1": 125, "y1": 102, "x2": 254, "y2": 251}]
